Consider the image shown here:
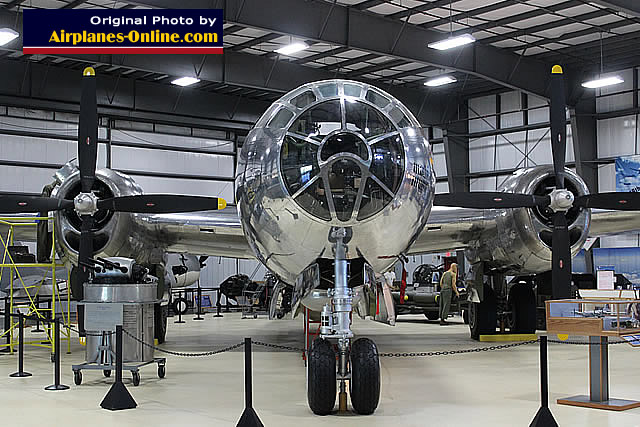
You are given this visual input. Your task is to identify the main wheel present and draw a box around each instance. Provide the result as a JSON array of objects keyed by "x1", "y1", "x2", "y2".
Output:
[
  {"x1": 73, "y1": 371, "x2": 82, "y2": 385},
  {"x1": 508, "y1": 283, "x2": 536, "y2": 334},
  {"x1": 350, "y1": 338, "x2": 380, "y2": 415},
  {"x1": 307, "y1": 338, "x2": 336, "y2": 415},
  {"x1": 469, "y1": 286, "x2": 497, "y2": 340},
  {"x1": 424, "y1": 311, "x2": 439, "y2": 321}
]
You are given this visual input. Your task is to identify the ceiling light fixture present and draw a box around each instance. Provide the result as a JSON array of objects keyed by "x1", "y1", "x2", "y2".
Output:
[
  {"x1": 275, "y1": 42, "x2": 308, "y2": 55},
  {"x1": 581, "y1": 76, "x2": 624, "y2": 89},
  {"x1": 0, "y1": 28, "x2": 19, "y2": 47},
  {"x1": 171, "y1": 77, "x2": 201, "y2": 87},
  {"x1": 425, "y1": 75, "x2": 457, "y2": 87},
  {"x1": 428, "y1": 34, "x2": 475, "y2": 50}
]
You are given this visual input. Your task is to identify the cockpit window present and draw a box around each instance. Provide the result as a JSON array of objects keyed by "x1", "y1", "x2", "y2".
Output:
[
  {"x1": 268, "y1": 108, "x2": 294, "y2": 129},
  {"x1": 320, "y1": 132, "x2": 369, "y2": 162},
  {"x1": 289, "y1": 100, "x2": 341, "y2": 141},
  {"x1": 280, "y1": 135, "x2": 320, "y2": 195},
  {"x1": 329, "y1": 160, "x2": 362, "y2": 222},
  {"x1": 279, "y1": 87, "x2": 409, "y2": 223},
  {"x1": 345, "y1": 101, "x2": 395, "y2": 138},
  {"x1": 370, "y1": 135, "x2": 404, "y2": 193}
]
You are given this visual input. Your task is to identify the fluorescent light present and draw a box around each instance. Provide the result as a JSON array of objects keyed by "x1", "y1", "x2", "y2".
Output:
[
  {"x1": 425, "y1": 75, "x2": 457, "y2": 87},
  {"x1": 0, "y1": 28, "x2": 19, "y2": 47},
  {"x1": 581, "y1": 75, "x2": 624, "y2": 89},
  {"x1": 275, "y1": 42, "x2": 308, "y2": 55},
  {"x1": 428, "y1": 34, "x2": 475, "y2": 50},
  {"x1": 171, "y1": 77, "x2": 200, "y2": 87}
]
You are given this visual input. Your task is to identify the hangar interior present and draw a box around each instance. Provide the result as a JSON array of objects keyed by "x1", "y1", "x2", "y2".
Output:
[{"x1": 0, "y1": 0, "x2": 640, "y2": 426}]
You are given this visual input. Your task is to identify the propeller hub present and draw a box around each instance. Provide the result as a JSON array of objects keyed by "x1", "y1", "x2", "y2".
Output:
[
  {"x1": 549, "y1": 189, "x2": 574, "y2": 213},
  {"x1": 74, "y1": 192, "x2": 99, "y2": 216}
]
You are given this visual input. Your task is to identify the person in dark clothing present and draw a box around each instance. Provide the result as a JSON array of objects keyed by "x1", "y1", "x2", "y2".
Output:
[{"x1": 439, "y1": 263, "x2": 460, "y2": 325}]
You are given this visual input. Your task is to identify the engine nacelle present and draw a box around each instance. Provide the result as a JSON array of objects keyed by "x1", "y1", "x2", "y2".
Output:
[
  {"x1": 465, "y1": 166, "x2": 590, "y2": 275},
  {"x1": 51, "y1": 163, "x2": 158, "y2": 265}
]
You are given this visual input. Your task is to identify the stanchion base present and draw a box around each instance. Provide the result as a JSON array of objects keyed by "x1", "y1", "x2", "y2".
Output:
[
  {"x1": 236, "y1": 407, "x2": 264, "y2": 427},
  {"x1": 9, "y1": 372, "x2": 32, "y2": 378},
  {"x1": 45, "y1": 384, "x2": 70, "y2": 391},
  {"x1": 558, "y1": 395, "x2": 640, "y2": 411},
  {"x1": 213, "y1": 314, "x2": 223, "y2": 318},
  {"x1": 174, "y1": 320, "x2": 186, "y2": 324},
  {"x1": 101, "y1": 381, "x2": 137, "y2": 411},
  {"x1": 193, "y1": 317, "x2": 204, "y2": 321},
  {"x1": 529, "y1": 406, "x2": 558, "y2": 427},
  {"x1": 32, "y1": 328, "x2": 45, "y2": 333}
]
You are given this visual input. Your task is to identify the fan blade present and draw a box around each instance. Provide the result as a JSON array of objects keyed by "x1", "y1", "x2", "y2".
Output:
[
  {"x1": 434, "y1": 192, "x2": 549, "y2": 209},
  {"x1": 97, "y1": 195, "x2": 227, "y2": 213},
  {"x1": 550, "y1": 65, "x2": 567, "y2": 189},
  {"x1": 0, "y1": 194, "x2": 73, "y2": 213},
  {"x1": 575, "y1": 192, "x2": 640, "y2": 210},
  {"x1": 551, "y1": 212, "x2": 572, "y2": 299},
  {"x1": 77, "y1": 215, "x2": 94, "y2": 289},
  {"x1": 78, "y1": 67, "x2": 98, "y2": 193}
]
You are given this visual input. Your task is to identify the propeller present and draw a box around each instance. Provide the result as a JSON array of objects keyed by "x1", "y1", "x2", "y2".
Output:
[
  {"x1": 0, "y1": 67, "x2": 227, "y2": 296},
  {"x1": 433, "y1": 64, "x2": 640, "y2": 299}
]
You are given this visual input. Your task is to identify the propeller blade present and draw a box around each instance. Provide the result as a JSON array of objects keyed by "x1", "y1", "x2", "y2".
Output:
[
  {"x1": 0, "y1": 194, "x2": 73, "y2": 213},
  {"x1": 97, "y1": 195, "x2": 227, "y2": 213},
  {"x1": 575, "y1": 192, "x2": 640, "y2": 210},
  {"x1": 78, "y1": 67, "x2": 98, "y2": 193},
  {"x1": 551, "y1": 212, "x2": 572, "y2": 299},
  {"x1": 550, "y1": 65, "x2": 567, "y2": 189},
  {"x1": 77, "y1": 215, "x2": 95, "y2": 289},
  {"x1": 434, "y1": 192, "x2": 549, "y2": 209}
]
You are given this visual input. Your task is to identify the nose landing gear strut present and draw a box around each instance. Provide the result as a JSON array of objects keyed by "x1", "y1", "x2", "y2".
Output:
[{"x1": 307, "y1": 228, "x2": 381, "y2": 415}]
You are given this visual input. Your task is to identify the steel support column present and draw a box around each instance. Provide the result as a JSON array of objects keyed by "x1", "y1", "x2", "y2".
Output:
[{"x1": 570, "y1": 97, "x2": 598, "y2": 193}]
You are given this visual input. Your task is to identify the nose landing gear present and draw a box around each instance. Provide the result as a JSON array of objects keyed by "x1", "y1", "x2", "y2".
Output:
[{"x1": 306, "y1": 228, "x2": 381, "y2": 416}]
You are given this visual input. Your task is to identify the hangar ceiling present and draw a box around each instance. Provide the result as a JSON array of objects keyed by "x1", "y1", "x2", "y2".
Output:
[{"x1": 0, "y1": 0, "x2": 638, "y2": 129}]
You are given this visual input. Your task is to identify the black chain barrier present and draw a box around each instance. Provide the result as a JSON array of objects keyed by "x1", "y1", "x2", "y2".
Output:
[
  {"x1": 253, "y1": 341, "x2": 306, "y2": 353},
  {"x1": 378, "y1": 339, "x2": 539, "y2": 357},
  {"x1": 122, "y1": 328, "x2": 244, "y2": 357}
]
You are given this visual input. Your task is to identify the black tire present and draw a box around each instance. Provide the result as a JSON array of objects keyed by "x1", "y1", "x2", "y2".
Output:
[
  {"x1": 350, "y1": 338, "x2": 380, "y2": 415},
  {"x1": 73, "y1": 371, "x2": 82, "y2": 385},
  {"x1": 158, "y1": 365, "x2": 166, "y2": 379},
  {"x1": 132, "y1": 372, "x2": 140, "y2": 386},
  {"x1": 469, "y1": 286, "x2": 497, "y2": 340},
  {"x1": 103, "y1": 370, "x2": 111, "y2": 378},
  {"x1": 172, "y1": 297, "x2": 188, "y2": 316},
  {"x1": 424, "y1": 311, "x2": 439, "y2": 321},
  {"x1": 155, "y1": 303, "x2": 168, "y2": 344},
  {"x1": 508, "y1": 283, "x2": 537, "y2": 334},
  {"x1": 307, "y1": 338, "x2": 336, "y2": 415}
]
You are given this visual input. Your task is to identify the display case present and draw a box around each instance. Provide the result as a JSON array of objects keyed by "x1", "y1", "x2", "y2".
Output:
[{"x1": 545, "y1": 299, "x2": 640, "y2": 337}]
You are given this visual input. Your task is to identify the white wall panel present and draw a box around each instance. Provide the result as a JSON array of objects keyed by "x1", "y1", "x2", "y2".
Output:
[
  {"x1": 598, "y1": 163, "x2": 615, "y2": 192},
  {"x1": 432, "y1": 143, "x2": 447, "y2": 177},
  {"x1": 597, "y1": 115, "x2": 637, "y2": 158},
  {"x1": 0, "y1": 166, "x2": 59, "y2": 193},
  {"x1": 468, "y1": 135, "x2": 496, "y2": 173},
  {"x1": 111, "y1": 145, "x2": 235, "y2": 178},
  {"x1": 435, "y1": 181, "x2": 449, "y2": 194},
  {"x1": 0, "y1": 134, "x2": 107, "y2": 168},
  {"x1": 128, "y1": 174, "x2": 234, "y2": 201},
  {"x1": 527, "y1": 95, "x2": 549, "y2": 124},
  {"x1": 500, "y1": 91, "x2": 524, "y2": 129},
  {"x1": 468, "y1": 95, "x2": 496, "y2": 133},
  {"x1": 111, "y1": 129, "x2": 234, "y2": 153}
]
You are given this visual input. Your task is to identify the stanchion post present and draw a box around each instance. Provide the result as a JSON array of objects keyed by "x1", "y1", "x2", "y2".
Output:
[
  {"x1": 236, "y1": 338, "x2": 264, "y2": 427},
  {"x1": 10, "y1": 312, "x2": 32, "y2": 377},
  {"x1": 193, "y1": 285, "x2": 204, "y2": 320},
  {"x1": 175, "y1": 290, "x2": 185, "y2": 324},
  {"x1": 2, "y1": 298, "x2": 10, "y2": 352},
  {"x1": 100, "y1": 325, "x2": 137, "y2": 410},
  {"x1": 214, "y1": 288, "x2": 223, "y2": 318},
  {"x1": 530, "y1": 336, "x2": 558, "y2": 427},
  {"x1": 45, "y1": 317, "x2": 69, "y2": 390}
]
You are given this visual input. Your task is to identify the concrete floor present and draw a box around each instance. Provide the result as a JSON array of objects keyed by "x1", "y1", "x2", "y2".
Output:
[{"x1": 0, "y1": 313, "x2": 639, "y2": 426}]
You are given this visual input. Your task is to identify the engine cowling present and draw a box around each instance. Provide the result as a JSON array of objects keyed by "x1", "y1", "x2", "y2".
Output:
[
  {"x1": 465, "y1": 166, "x2": 590, "y2": 275},
  {"x1": 51, "y1": 164, "x2": 153, "y2": 265}
]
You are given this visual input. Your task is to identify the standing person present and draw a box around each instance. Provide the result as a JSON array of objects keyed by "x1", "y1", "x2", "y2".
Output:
[{"x1": 439, "y1": 263, "x2": 460, "y2": 325}]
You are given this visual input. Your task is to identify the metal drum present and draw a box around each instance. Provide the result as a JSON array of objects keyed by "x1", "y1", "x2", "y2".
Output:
[{"x1": 83, "y1": 282, "x2": 158, "y2": 363}]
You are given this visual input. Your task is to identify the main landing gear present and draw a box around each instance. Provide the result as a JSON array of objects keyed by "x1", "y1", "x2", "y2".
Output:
[{"x1": 307, "y1": 228, "x2": 381, "y2": 415}]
